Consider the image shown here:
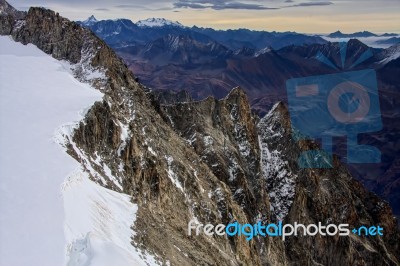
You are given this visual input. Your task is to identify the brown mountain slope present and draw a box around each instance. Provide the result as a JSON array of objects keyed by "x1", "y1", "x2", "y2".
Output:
[{"x1": 1, "y1": 3, "x2": 399, "y2": 265}]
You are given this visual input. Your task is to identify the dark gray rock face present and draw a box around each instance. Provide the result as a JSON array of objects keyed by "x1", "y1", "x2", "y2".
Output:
[
  {"x1": 1, "y1": 2, "x2": 399, "y2": 265},
  {"x1": 258, "y1": 103, "x2": 400, "y2": 265},
  {"x1": 0, "y1": 0, "x2": 25, "y2": 35},
  {"x1": 160, "y1": 92, "x2": 400, "y2": 266},
  {"x1": 151, "y1": 89, "x2": 193, "y2": 105},
  {"x1": 159, "y1": 88, "x2": 266, "y2": 218},
  {"x1": 11, "y1": 7, "x2": 84, "y2": 63}
]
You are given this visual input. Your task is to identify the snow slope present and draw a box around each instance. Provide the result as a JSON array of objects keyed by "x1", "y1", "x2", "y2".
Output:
[
  {"x1": 0, "y1": 35, "x2": 102, "y2": 266},
  {"x1": 62, "y1": 170, "x2": 158, "y2": 266},
  {"x1": 0, "y1": 36, "x2": 157, "y2": 266},
  {"x1": 378, "y1": 44, "x2": 400, "y2": 64}
]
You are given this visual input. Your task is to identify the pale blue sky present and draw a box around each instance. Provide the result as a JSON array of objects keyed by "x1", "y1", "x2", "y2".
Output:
[{"x1": 7, "y1": 0, "x2": 400, "y2": 33}]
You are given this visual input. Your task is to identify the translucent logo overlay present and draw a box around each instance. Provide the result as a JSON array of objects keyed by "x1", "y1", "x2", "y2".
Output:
[{"x1": 286, "y1": 42, "x2": 382, "y2": 168}]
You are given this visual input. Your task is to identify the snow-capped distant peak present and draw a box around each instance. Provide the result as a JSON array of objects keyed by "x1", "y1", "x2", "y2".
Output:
[
  {"x1": 379, "y1": 43, "x2": 400, "y2": 64},
  {"x1": 82, "y1": 15, "x2": 98, "y2": 26},
  {"x1": 255, "y1": 47, "x2": 272, "y2": 57},
  {"x1": 136, "y1": 17, "x2": 183, "y2": 28}
]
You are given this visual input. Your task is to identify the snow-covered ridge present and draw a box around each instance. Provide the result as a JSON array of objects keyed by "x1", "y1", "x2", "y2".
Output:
[
  {"x1": 255, "y1": 46, "x2": 272, "y2": 57},
  {"x1": 80, "y1": 16, "x2": 185, "y2": 29},
  {"x1": 0, "y1": 36, "x2": 158, "y2": 266},
  {"x1": 62, "y1": 170, "x2": 158, "y2": 266},
  {"x1": 0, "y1": 35, "x2": 101, "y2": 265},
  {"x1": 378, "y1": 43, "x2": 400, "y2": 64},
  {"x1": 136, "y1": 17, "x2": 183, "y2": 28}
]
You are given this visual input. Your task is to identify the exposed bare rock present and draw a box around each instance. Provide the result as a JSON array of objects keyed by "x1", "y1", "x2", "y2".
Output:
[
  {"x1": 151, "y1": 89, "x2": 193, "y2": 105},
  {"x1": 259, "y1": 102, "x2": 399, "y2": 265},
  {"x1": 1, "y1": 3, "x2": 399, "y2": 265},
  {"x1": 0, "y1": 0, "x2": 25, "y2": 35}
]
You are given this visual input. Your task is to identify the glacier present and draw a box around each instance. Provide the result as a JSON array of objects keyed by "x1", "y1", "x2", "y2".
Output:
[{"x1": 0, "y1": 36, "x2": 157, "y2": 266}]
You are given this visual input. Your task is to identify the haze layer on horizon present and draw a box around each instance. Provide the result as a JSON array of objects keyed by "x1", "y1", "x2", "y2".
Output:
[{"x1": 8, "y1": 0, "x2": 400, "y2": 34}]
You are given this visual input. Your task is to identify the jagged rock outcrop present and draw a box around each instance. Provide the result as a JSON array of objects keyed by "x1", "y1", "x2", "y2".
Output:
[
  {"x1": 160, "y1": 91, "x2": 400, "y2": 266},
  {"x1": 2, "y1": 5, "x2": 261, "y2": 266},
  {"x1": 158, "y1": 88, "x2": 286, "y2": 265},
  {"x1": 1, "y1": 2, "x2": 399, "y2": 265},
  {"x1": 151, "y1": 89, "x2": 193, "y2": 105},
  {"x1": 159, "y1": 88, "x2": 264, "y2": 215},
  {"x1": 258, "y1": 102, "x2": 399, "y2": 265},
  {"x1": 0, "y1": 0, "x2": 25, "y2": 35}
]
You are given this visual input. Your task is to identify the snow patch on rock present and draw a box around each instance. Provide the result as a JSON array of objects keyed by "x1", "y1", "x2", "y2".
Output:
[
  {"x1": 165, "y1": 155, "x2": 184, "y2": 193},
  {"x1": 258, "y1": 104, "x2": 297, "y2": 221}
]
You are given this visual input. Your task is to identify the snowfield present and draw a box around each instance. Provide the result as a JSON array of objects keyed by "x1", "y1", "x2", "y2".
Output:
[
  {"x1": 62, "y1": 170, "x2": 158, "y2": 266},
  {"x1": 0, "y1": 36, "x2": 156, "y2": 266},
  {"x1": 136, "y1": 17, "x2": 183, "y2": 28}
]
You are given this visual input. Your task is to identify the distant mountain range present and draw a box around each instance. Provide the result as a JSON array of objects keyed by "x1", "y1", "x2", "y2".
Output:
[
  {"x1": 326, "y1": 30, "x2": 390, "y2": 38},
  {"x1": 376, "y1": 37, "x2": 400, "y2": 45},
  {"x1": 77, "y1": 16, "x2": 400, "y2": 103},
  {"x1": 78, "y1": 16, "x2": 400, "y2": 220},
  {"x1": 77, "y1": 16, "x2": 328, "y2": 50},
  {"x1": 78, "y1": 16, "x2": 400, "y2": 51},
  {"x1": 1, "y1": 3, "x2": 399, "y2": 264},
  {"x1": 324, "y1": 30, "x2": 400, "y2": 47}
]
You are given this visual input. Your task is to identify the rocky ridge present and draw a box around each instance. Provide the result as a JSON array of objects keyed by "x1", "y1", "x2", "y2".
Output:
[{"x1": 1, "y1": 2, "x2": 399, "y2": 265}]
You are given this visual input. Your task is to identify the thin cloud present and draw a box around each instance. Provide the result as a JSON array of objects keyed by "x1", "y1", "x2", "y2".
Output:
[
  {"x1": 114, "y1": 5, "x2": 141, "y2": 9},
  {"x1": 287, "y1": 1, "x2": 333, "y2": 7},
  {"x1": 114, "y1": 3, "x2": 172, "y2": 11},
  {"x1": 173, "y1": 0, "x2": 278, "y2": 10},
  {"x1": 94, "y1": 8, "x2": 109, "y2": 11}
]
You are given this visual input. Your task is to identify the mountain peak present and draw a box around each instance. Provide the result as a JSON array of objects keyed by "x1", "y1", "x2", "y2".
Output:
[
  {"x1": 0, "y1": 0, "x2": 25, "y2": 18},
  {"x1": 136, "y1": 17, "x2": 183, "y2": 28},
  {"x1": 82, "y1": 15, "x2": 97, "y2": 26},
  {"x1": 327, "y1": 30, "x2": 377, "y2": 38},
  {"x1": 225, "y1": 86, "x2": 246, "y2": 99},
  {"x1": 0, "y1": 0, "x2": 8, "y2": 10}
]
